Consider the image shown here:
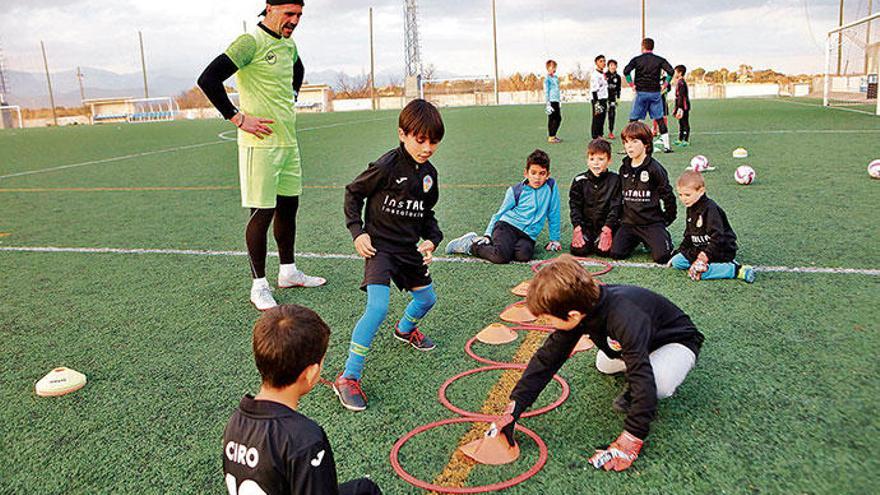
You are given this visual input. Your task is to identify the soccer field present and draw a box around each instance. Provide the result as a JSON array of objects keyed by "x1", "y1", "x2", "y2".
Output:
[{"x1": 1, "y1": 98, "x2": 878, "y2": 494}]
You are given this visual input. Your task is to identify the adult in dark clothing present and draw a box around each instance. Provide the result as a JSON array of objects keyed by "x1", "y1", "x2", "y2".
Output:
[{"x1": 623, "y1": 38, "x2": 675, "y2": 153}]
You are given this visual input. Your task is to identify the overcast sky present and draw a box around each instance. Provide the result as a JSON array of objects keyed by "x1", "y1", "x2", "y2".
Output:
[{"x1": 0, "y1": 0, "x2": 871, "y2": 81}]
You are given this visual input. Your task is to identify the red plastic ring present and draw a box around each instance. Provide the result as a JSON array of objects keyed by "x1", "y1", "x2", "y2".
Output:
[
  {"x1": 438, "y1": 365, "x2": 570, "y2": 420},
  {"x1": 464, "y1": 327, "x2": 552, "y2": 366},
  {"x1": 389, "y1": 417, "x2": 548, "y2": 494},
  {"x1": 530, "y1": 256, "x2": 613, "y2": 276}
]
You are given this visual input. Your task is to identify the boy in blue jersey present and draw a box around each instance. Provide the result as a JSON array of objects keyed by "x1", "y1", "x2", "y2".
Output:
[
  {"x1": 545, "y1": 60, "x2": 562, "y2": 144},
  {"x1": 446, "y1": 149, "x2": 562, "y2": 264}
]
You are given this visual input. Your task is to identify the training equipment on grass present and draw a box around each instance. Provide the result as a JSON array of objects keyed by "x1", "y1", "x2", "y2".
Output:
[
  {"x1": 438, "y1": 365, "x2": 570, "y2": 420},
  {"x1": 35, "y1": 367, "x2": 87, "y2": 397},
  {"x1": 466, "y1": 326, "x2": 553, "y2": 366},
  {"x1": 459, "y1": 432, "x2": 520, "y2": 465},
  {"x1": 868, "y1": 159, "x2": 880, "y2": 179},
  {"x1": 689, "y1": 155, "x2": 714, "y2": 172},
  {"x1": 571, "y1": 335, "x2": 595, "y2": 355},
  {"x1": 510, "y1": 280, "x2": 530, "y2": 297},
  {"x1": 499, "y1": 301, "x2": 538, "y2": 324},
  {"x1": 390, "y1": 417, "x2": 548, "y2": 494},
  {"x1": 734, "y1": 165, "x2": 756, "y2": 185},
  {"x1": 530, "y1": 256, "x2": 614, "y2": 276},
  {"x1": 475, "y1": 323, "x2": 518, "y2": 345},
  {"x1": 732, "y1": 147, "x2": 748, "y2": 158}
]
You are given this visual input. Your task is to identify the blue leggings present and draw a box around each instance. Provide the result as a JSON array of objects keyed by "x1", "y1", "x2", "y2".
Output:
[{"x1": 670, "y1": 253, "x2": 736, "y2": 280}]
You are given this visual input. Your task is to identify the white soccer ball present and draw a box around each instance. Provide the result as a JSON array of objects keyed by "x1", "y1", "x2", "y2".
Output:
[
  {"x1": 732, "y1": 147, "x2": 748, "y2": 158},
  {"x1": 690, "y1": 155, "x2": 710, "y2": 172},
  {"x1": 868, "y1": 159, "x2": 880, "y2": 179},
  {"x1": 734, "y1": 165, "x2": 755, "y2": 185}
]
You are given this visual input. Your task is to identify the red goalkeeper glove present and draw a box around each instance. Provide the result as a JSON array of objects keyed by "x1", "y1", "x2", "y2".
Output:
[
  {"x1": 588, "y1": 431, "x2": 644, "y2": 472},
  {"x1": 571, "y1": 226, "x2": 586, "y2": 249},
  {"x1": 487, "y1": 401, "x2": 518, "y2": 447},
  {"x1": 688, "y1": 252, "x2": 709, "y2": 281},
  {"x1": 597, "y1": 226, "x2": 613, "y2": 252}
]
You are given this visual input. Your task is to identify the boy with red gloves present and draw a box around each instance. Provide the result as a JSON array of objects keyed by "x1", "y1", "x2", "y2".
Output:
[
  {"x1": 489, "y1": 255, "x2": 704, "y2": 471},
  {"x1": 569, "y1": 138, "x2": 621, "y2": 257}
]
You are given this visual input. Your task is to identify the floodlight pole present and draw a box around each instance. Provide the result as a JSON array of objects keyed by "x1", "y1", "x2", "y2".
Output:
[
  {"x1": 370, "y1": 7, "x2": 377, "y2": 110},
  {"x1": 492, "y1": 0, "x2": 499, "y2": 105},
  {"x1": 243, "y1": 20, "x2": 248, "y2": 33},
  {"x1": 139, "y1": 31, "x2": 149, "y2": 99},
  {"x1": 40, "y1": 41, "x2": 58, "y2": 126},
  {"x1": 76, "y1": 66, "x2": 86, "y2": 104},
  {"x1": 641, "y1": 0, "x2": 646, "y2": 41}
]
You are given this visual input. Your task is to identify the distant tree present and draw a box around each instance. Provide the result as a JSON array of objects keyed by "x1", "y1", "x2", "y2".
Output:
[
  {"x1": 690, "y1": 67, "x2": 706, "y2": 82},
  {"x1": 422, "y1": 63, "x2": 437, "y2": 81},
  {"x1": 176, "y1": 85, "x2": 233, "y2": 109}
]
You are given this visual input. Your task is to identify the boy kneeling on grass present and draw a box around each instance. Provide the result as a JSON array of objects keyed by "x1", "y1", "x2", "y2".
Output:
[
  {"x1": 223, "y1": 305, "x2": 381, "y2": 494},
  {"x1": 445, "y1": 149, "x2": 562, "y2": 263},
  {"x1": 488, "y1": 255, "x2": 704, "y2": 472}
]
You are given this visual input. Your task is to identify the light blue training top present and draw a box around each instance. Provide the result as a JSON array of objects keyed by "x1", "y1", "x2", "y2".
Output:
[
  {"x1": 544, "y1": 75, "x2": 560, "y2": 103},
  {"x1": 485, "y1": 180, "x2": 561, "y2": 241}
]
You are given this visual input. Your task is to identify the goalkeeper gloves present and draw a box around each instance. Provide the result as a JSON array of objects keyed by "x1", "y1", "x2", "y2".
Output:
[
  {"x1": 688, "y1": 252, "x2": 709, "y2": 281},
  {"x1": 487, "y1": 401, "x2": 520, "y2": 446},
  {"x1": 474, "y1": 235, "x2": 491, "y2": 246},
  {"x1": 597, "y1": 226, "x2": 613, "y2": 252},
  {"x1": 545, "y1": 241, "x2": 562, "y2": 252},
  {"x1": 545, "y1": 102, "x2": 554, "y2": 115},
  {"x1": 588, "y1": 431, "x2": 644, "y2": 472}
]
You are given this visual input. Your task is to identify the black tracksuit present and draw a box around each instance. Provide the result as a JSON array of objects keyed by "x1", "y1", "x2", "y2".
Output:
[
  {"x1": 674, "y1": 78, "x2": 691, "y2": 142},
  {"x1": 610, "y1": 156, "x2": 676, "y2": 263},
  {"x1": 344, "y1": 144, "x2": 442, "y2": 252},
  {"x1": 676, "y1": 195, "x2": 737, "y2": 263},
  {"x1": 623, "y1": 53, "x2": 674, "y2": 93},
  {"x1": 223, "y1": 395, "x2": 381, "y2": 495},
  {"x1": 605, "y1": 72, "x2": 622, "y2": 134},
  {"x1": 568, "y1": 170, "x2": 622, "y2": 256},
  {"x1": 509, "y1": 284, "x2": 704, "y2": 440}
]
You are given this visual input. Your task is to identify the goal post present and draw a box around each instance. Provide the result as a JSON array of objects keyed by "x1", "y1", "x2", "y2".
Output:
[
  {"x1": 0, "y1": 105, "x2": 23, "y2": 129},
  {"x1": 419, "y1": 75, "x2": 496, "y2": 107},
  {"x1": 824, "y1": 12, "x2": 880, "y2": 116}
]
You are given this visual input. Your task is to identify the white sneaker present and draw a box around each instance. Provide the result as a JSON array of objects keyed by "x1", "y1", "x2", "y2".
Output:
[
  {"x1": 250, "y1": 284, "x2": 278, "y2": 311},
  {"x1": 278, "y1": 270, "x2": 327, "y2": 288}
]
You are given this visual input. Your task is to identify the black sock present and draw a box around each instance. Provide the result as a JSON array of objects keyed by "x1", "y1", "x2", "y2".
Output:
[
  {"x1": 246, "y1": 208, "x2": 275, "y2": 279},
  {"x1": 273, "y1": 195, "x2": 299, "y2": 265}
]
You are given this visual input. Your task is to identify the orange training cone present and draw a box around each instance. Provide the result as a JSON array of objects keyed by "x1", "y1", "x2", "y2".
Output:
[
  {"x1": 511, "y1": 281, "x2": 530, "y2": 297},
  {"x1": 500, "y1": 301, "x2": 537, "y2": 324},
  {"x1": 475, "y1": 323, "x2": 518, "y2": 345},
  {"x1": 459, "y1": 434, "x2": 520, "y2": 465},
  {"x1": 571, "y1": 335, "x2": 595, "y2": 355}
]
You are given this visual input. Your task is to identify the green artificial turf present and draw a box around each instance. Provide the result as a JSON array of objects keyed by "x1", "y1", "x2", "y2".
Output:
[{"x1": 0, "y1": 98, "x2": 878, "y2": 494}]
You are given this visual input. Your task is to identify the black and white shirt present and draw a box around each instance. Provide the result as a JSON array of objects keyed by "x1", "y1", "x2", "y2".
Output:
[
  {"x1": 677, "y1": 195, "x2": 737, "y2": 262},
  {"x1": 223, "y1": 395, "x2": 340, "y2": 495},
  {"x1": 569, "y1": 170, "x2": 622, "y2": 234},
  {"x1": 590, "y1": 69, "x2": 609, "y2": 100},
  {"x1": 618, "y1": 156, "x2": 676, "y2": 226}
]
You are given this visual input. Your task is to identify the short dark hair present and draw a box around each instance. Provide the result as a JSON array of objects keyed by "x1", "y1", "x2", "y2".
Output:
[
  {"x1": 526, "y1": 149, "x2": 550, "y2": 171},
  {"x1": 675, "y1": 64, "x2": 687, "y2": 75},
  {"x1": 587, "y1": 138, "x2": 612, "y2": 158},
  {"x1": 253, "y1": 304, "x2": 330, "y2": 389},
  {"x1": 595, "y1": 54, "x2": 605, "y2": 63},
  {"x1": 607, "y1": 59, "x2": 618, "y2": 66},
  {"x1": 399, "y1": 99, "x2": 445, "y2": 143},
  {"x1": 260, "y1": 0, "x2": 304, "y2": 16},
  {"x1": 527, "y1": 255, "x2": 600, "y2": 319},
  {"x1": 642, "y1": 38, "x2": 655, "y2": 51},
  {"x1": 621, "y1": 121, "x2": 654, "y2": 154},
  {"x1": 546, "y1": 59, "x2": 557, "y2": 68}
]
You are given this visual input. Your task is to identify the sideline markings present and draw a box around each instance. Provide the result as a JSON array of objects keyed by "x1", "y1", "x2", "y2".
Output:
[
  {"x1": 0, "y1": 183, "x2": 510, "y2": 193},
  {"x1": 770, "y1": 97, "x2": 880, "y2": 116},
  {"x1": 0, "y1": 245, "x2": 877, "y2": 276}
]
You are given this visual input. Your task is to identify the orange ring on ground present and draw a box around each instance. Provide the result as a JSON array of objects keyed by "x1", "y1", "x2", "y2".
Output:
[
  {"x1": 438, "y1": 364, "x2": 570, "y2": 421},
  {"x1": 530, "y1": 256, "x2": 613, "y2": 276},
  {"x1": 390, "y1": 417, "x2": 548, "y2": 494}
]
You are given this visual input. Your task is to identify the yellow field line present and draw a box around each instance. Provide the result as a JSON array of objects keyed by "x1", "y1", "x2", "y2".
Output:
[
  {"x1": 428, "y1": 328, "x2": 548, "y2": 494},
  {"x1": 0, "y1": 184, "x2": 513, "y2": 193}
]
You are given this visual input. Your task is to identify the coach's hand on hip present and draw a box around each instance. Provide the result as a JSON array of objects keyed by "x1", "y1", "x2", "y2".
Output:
[
  {"x1": 230, "y1": 112, "x2": 274, "y2": 139},
  {"x1": 354, "y1": 233, "x2": 377, "y2": 258}
]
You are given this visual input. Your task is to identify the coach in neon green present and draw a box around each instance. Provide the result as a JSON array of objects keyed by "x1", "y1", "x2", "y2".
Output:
[{"x1": 198, "y1": 1, "x2": 325, "y2": 311}]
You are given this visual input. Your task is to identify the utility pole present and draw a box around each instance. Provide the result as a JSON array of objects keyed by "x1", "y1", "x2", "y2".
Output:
[
  {"x1": 492, "y1": 0, "x2": 500, "y2": 105},
  {"x1": 138, "y1": 30, "x2": 149, "y2": 98},
  {"x1": 641, "y1": 0, "x2": 646, "y2": 41},
  {"x1": 243, "y1": 20, "x2": 248, "y2": 33},
  {"x1": 837, "y1": 0, "x2": 844, "y2": 75},
  {"x1": 370, "y1": 7, "x2": 377, "y2": 110},
  {"x1": 40, "y1": 41, "x2": 58, "y2": 126},
  {"x1": 76, "y1": 67, "x2": 86, "y2": 104}
]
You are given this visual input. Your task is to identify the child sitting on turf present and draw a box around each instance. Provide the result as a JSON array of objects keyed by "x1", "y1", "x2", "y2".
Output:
[
  {"x1": 545, "y1": 59, "x2": 562, "y2": 144},
  {"x1": 445, "y1": 149, "x2": 562, "y2": 263},
  {"x1": 672, "y1": 65, "x2": 691, "y2": 147},
  {"x1": 488, "y1": 255, "x2": 704, "y2": 472},
  {"x1": 335, "y1": 99, "x2": 445, "y2": 412},
  {"x1": 609, "y1": 121, "x2": 676, "y2": 264},
  {"x1": 223, "y1": 305, "x2": 382, "y2": 495},
  {"x1": 671, "y1": 170, "x2": 755, "y2": 282},
  {"x1": 570, "y1": 138, "x2": 622, "y2": 257}
]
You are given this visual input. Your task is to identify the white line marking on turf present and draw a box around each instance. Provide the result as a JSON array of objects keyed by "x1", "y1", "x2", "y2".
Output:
[
  {"x1": 1, "y1": 246, "x2": 877, "y2": 276},
  {"x1": 698, "y1": 128, "x2": 880, "y2": 135},
  {"x1": 770, "y1": 97, "x2": 880, "y2": 116},
  {"x1": 217, "y1": 116, "x2": 396, "y2": 141}
]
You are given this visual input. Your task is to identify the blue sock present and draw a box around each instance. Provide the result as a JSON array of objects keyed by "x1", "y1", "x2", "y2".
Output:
[
  {"x1": 702, "y1": 262, "x2": 737, "y2": 280},
  {"x1": 397, "y1": 284, "x2": 437, "y2": 334},
  {"x1": 343, "y1": 284, "x2": 390, "y2": 380},
  {"x1": 669, "y1": 253, "x2": 691, "y2": 270}
]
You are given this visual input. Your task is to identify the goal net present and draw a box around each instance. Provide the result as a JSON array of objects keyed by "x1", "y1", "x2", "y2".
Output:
[
  {"x1": 0, "y1": 105, "x2": 23, "y2": 129},
  {"x1": 420, "y1": 76, "x2": 496, "y2": 108},
  {"x1": 824, "y1": 12, "x2": 880, "y2": 115}
]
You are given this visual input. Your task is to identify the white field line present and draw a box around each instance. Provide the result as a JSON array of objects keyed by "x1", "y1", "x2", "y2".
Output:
[
  {"x1": 0, "y1": 116, "x2": 397, "y2": 180},
  {"x1": 698, "y1": 128, "x2": 880, "y2": 135},
  {"x1": 1, "y1": 245, "x2": 878, "y2": 276},
  {"x1": 770, "y1": 97, "x2": 880, "y2": 116}
]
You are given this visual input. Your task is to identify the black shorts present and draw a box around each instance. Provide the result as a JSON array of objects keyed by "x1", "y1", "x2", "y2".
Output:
[{"x1": 362, "y1": 249, "x2": 431, "y2": 291}]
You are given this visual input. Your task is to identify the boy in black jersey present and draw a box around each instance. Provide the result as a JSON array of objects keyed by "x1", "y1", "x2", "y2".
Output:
[
  {"x1": 671, "y1": 170, "x2": 755, "y2": 282},
  {"x1": 569, "y1": 138, "x2": 621, "y2": 256},
  {"x1": 605, "y1": 60, "x2": 622, "y2": 139},
  {"x1": 222, "y1": 305, "x2": 381, "y2": 495},
  {"x1": 672, "y1": 65, "x2": 691, "y2": 146},
  {"x1": 335, "y1": 99, "x2": 444, "y2": 412},
  {"x1": 609, "y1": 121, "x2": 676, "y2": 263},
  {"x1": 487, "y1": 255, "x2": 703, "y2": 472}
]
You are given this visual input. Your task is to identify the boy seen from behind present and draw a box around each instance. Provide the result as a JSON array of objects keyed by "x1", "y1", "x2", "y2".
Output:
[
  {"x1": 446, "y1": 149, "x2": 562, "y2": 263},
  {"x1": 569, "y1": 138, "x2": 621, "y2": 257},
  {"x1": 223, "y1": 305, "x2": 381, "y2": 495}
]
